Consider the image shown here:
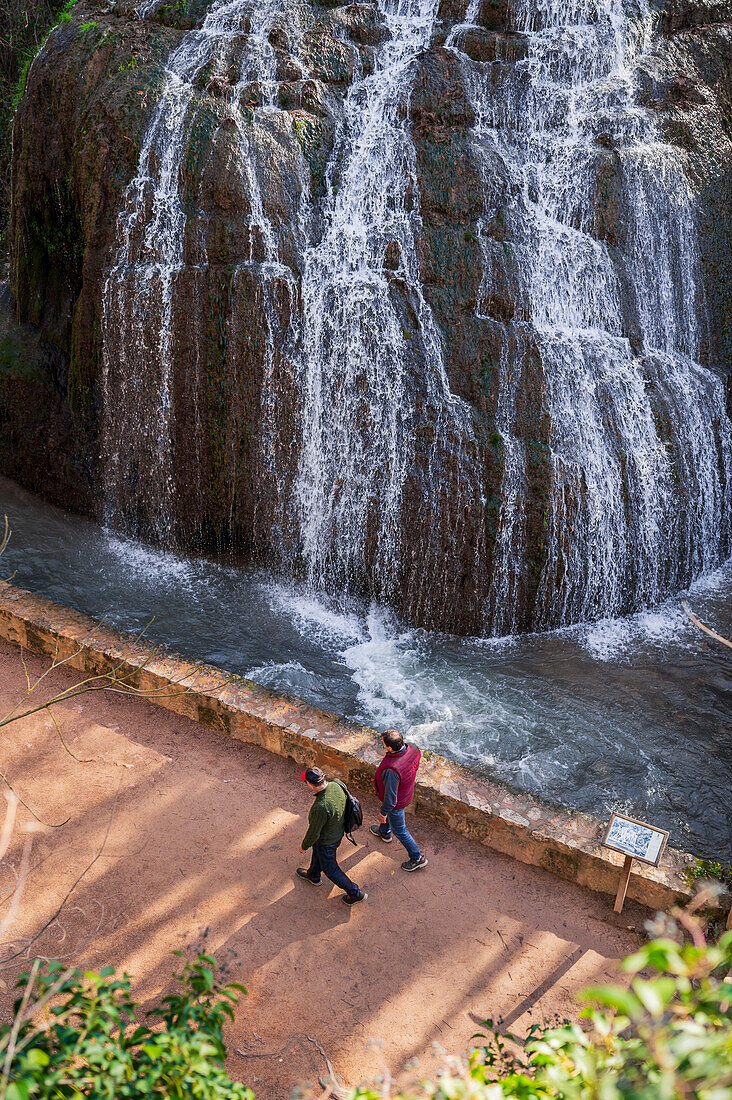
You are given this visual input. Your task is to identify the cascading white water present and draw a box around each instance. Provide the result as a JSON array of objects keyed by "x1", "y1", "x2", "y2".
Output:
[
  {"x1": 292, "y1": 0, "x2": 481, "y2": 604},
  {"x1": 101, "y1": 0, "x2": 730, "y2": 632},
  {"x1": 450, "y1": 0, "x2": 732, "y2": 630},
  {"x1": 101, "y1": 0, "x2": 291, "y2": 541}
]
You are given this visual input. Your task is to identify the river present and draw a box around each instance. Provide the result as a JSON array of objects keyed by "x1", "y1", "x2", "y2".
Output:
[{"x1": 0, "y1": 475, "x2": 729, "y2": 858}]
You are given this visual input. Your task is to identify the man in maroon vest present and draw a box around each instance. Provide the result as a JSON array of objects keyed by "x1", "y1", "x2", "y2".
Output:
[{"x1": 370, "y1": 729, "x2": 428, "y2": 871}]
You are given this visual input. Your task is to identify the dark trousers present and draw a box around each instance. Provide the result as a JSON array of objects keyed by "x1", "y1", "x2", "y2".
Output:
[{"x1": 308, "y1": 840, "x2": 360, "y2": 898}]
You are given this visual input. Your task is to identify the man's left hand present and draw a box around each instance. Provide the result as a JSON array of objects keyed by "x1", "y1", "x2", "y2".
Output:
[
  {"x1": 378, "y1": 814, "x2": 387, "y2": 825},
  {"x1": 299, "y1": 845, "x2": 306, "y2": 854}
]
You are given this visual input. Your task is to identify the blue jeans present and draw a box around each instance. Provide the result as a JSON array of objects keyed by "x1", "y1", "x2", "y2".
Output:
[
  {"x1": 308, "y1": 841, "x2": 360, "y2": 898},
  {"x1": 379, "y1": 808, "x2": 421, "y2": 861}
]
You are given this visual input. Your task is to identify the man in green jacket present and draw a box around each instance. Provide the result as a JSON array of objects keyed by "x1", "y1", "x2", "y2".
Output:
[{"x1": 297, "y1": 766, "x2": 367, "y2": 906}]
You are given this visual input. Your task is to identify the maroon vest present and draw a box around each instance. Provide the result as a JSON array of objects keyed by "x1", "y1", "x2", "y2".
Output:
[{"x1": 374, "y1": 745, "x2": 421, "y2": 810}]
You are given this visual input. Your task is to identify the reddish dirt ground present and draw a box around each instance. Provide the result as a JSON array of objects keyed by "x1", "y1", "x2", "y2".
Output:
[{"x1": 0, "y1": 636, "x2": 648, "y2": 1097}]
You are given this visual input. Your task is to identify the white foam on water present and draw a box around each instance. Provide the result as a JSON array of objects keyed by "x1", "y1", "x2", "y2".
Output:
[
  {"x1": 262, "y1": 581, "x2": 366, "y2": 647},
  {"x1": 338, "y1": 606, "x2": 536, "y2": 761},
  {"x1": 245, "y1": 658, "x2": 310, "y2": 684},
  {"x1": 101, "y1": 531, "x2": 203, "y2": 587},
  {"x1": 577, "y1": 556, "x2": 732, "y2": 660}
]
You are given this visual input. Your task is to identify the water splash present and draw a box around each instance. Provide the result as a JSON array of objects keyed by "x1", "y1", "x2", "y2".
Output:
[{"x1": 292, "y1": 0, "x2": 482, "y2": 609}]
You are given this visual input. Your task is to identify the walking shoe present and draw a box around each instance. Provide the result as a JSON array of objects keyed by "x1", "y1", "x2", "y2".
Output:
[
  {"x1": 401, "y1": 856, "x2": 428, "y2": 872},
  {"x1": 296, "y1": 868, "x2": 321, "y2": 885},
  {"x1": 369, "y1": 825, "x2": 392, "y2": 843},
  {"x1": 341, "y1": 890, "x2": 368, "y2": 905}
]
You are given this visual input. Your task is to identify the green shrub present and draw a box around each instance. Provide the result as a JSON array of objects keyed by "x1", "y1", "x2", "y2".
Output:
[
  {"x1": 684, "y1": 859, "x2": 732, "y2": 892},
  {"x1": 2, "y1": 953, "x2": 253, "y2": 1099},
  {"x1": 58, "y1": 0, "x2": 79, "y2": 23}
]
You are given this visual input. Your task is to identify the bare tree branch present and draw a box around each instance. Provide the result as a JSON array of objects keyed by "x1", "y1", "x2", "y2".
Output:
[{"x1": 682, "y1": 601, "x2": 732, "y2": 652}]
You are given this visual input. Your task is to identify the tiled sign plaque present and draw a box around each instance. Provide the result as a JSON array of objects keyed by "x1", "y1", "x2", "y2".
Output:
[{"x1": 602, "y1": 812, "x2": 669, "y2": 913}]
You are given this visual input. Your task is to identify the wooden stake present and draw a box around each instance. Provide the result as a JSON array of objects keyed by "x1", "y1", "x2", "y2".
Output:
[{"x1": 614, "y1": 854, "x2": 633, "y2": 913}]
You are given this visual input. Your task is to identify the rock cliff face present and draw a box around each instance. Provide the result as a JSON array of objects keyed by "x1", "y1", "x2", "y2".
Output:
[{"x1": 3, "y1": 0, "x2": 732, "y2": 634}]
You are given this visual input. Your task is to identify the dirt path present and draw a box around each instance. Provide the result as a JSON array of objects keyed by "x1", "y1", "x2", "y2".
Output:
[{"x1": 0, "y1": 637, "x2": 646, "y2": 1096}]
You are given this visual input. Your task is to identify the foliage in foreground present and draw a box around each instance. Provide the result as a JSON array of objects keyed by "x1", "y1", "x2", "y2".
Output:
[
  {"x1": 341, "y1": 917, "x2": 732, "y2": 1100},
  {"x1": 3, "y1": 906, "x2": 731, "y2": 1100},
  {"x1": 0, "y1": 953, "x2": 253, "y2": 1100},
  {"x1": 684, "y1": 859, "x2": 732, "y2": 894}
]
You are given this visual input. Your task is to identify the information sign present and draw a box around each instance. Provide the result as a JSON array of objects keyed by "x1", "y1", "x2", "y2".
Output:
[{"x1": 602, "y1": 812, "x2": 669, "y2": 867}]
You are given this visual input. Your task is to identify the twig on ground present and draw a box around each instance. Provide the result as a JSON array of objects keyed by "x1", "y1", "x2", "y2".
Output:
[
  {"x1": 0, "y1": 617, "x2": 237, "y2": 822},
  {"x1": 44, "y1": 706, "x2": 94, "y2": 764},
  {"x1": 236, "y1": 1033, "x2": 341, "y2": 1093},
  {"x1": 0, "y1": 956, "x2": 39, "y2": 1093},
  {"x1": 0, "y1": 768, "x2": 68, "y2": 828},
  {"x1": 0, "y1": 787, "x2": 119, "y2": 969}
]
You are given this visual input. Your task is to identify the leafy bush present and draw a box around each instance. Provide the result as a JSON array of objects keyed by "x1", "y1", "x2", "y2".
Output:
[
  {"x1": 5, "y1": 916, "x2": 732, "y2": 1099},
  {"x1": 1, "y1": 952, "x2": 253, "y2": 1099},
  {"x1": 684, "y1": 859, "x2": 732, "y2": 893},
  {"x1": 339, "y1": 923, "x2": 732, "y2": 1099}
]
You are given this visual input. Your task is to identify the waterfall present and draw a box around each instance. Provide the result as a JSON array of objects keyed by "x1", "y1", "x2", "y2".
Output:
[
  {"x1": 450, "y1": 0, "x2": 732, "y2": 630},
  {"x1": 99, "y1": 0, "x2": 731, "y2": 634},
  {"x1": 292, "y1": 0, "x2": 482, "y2": 610},
  {"x1": 100, "y1": 0, "x2": 291, "y2": 542}
]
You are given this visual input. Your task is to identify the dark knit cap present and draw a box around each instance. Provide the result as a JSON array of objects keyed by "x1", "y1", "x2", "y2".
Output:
[{"x1": 301, "y1": 767, "x2": 326, "y2": 786}]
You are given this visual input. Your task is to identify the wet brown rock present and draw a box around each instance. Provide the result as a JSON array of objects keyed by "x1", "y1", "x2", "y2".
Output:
[
  {"x1": 410, "y1": 48, "x2": 476, "y2": 140},
  {"x1": 437, "y1": 0, "x2": 470, "y2": 22},
  {"x1": 593, "y1": 148, "x2": 623, "y2": 247},
  {"x1": 302, "y1": 28, "x2": 357, "y2": 84},
  {"x1": 384, "y1": 240, "x2": 401, "y2": 270},
  {"x1": 277, "y1": 56, "x2": 305, "y2": 82},
  {"x1": 656, "y1": 0, "x2": 732, "y2": 367},
  {"x1": 477, "y1": 0, "x2": 511, "y2": 31},
  {"x1": 329, "y1": 3, "x2": 387, "y2": 46},
  {"x1": 460, "y1": 29, "x2": 528, "y2": 62}
]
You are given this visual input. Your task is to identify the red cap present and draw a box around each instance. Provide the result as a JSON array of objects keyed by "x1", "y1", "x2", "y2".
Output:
[{"x1": 300, "y1": 769, "x2": 308, "y2": 781}]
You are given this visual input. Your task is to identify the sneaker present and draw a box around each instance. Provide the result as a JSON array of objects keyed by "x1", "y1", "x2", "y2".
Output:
[
  {"x1": 401, "y1": 856, "x2": 428, "y2": 872},
  {"x1": 341, "y1": 890, "x2": 368, "y2": 905},
  {"x1": 369, "y1": 824, "x2": 392, "y2": 843},
  {"x1": 296, "y1": 868, "x2": 321, "y2": 886}
]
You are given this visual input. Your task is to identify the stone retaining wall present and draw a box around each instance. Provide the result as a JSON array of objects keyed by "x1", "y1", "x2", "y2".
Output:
[{"x1": 0, "y1": 581, "x2": 699, "y2": 912}]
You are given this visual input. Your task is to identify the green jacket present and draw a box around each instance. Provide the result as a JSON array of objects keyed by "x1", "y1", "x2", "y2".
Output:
[{"x1": 301, "y1": 780, "x2": 346, "y2": 849}]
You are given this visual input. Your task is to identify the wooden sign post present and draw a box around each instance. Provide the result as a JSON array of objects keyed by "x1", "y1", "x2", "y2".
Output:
[
  {"x1": 602, "y1": 813, "x2": 669, "y2": 914},
  {"x1": 614, "y1": 854, "x2": 634, "y2": 913}
]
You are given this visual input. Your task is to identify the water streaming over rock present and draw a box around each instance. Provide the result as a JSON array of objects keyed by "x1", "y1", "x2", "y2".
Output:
[
  {"x1": 292, "y1": 0, "x2": 482, "y2": 612},
  {"x1": 449, "y1": 0, "x2": 732, "y2": 630},
  {"x1": 101, "y1": 0, "x2": 295, "y2": 541},
  {"x1": 99, "y1": 0, "x2": 732, "y2": 634}
]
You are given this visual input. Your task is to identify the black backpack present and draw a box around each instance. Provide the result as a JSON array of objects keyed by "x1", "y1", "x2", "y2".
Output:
[{"x1": 335, "y1": 779, "x2": 363, "y2": 845}]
